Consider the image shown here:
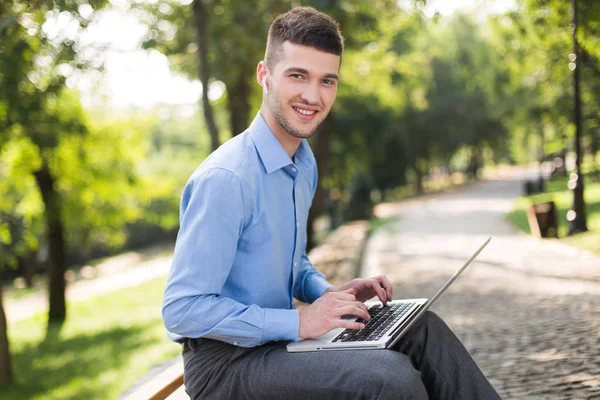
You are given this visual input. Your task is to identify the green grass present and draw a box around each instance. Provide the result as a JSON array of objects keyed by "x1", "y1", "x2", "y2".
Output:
[
  {"x1": 0, "y1": 277, "x2": 180, "y2": 400},
  {"x1": 506, "y1": 174, "x2": 600, "y2": 256},
  {"x1": 369, "y1": 216, "x2": 402, "y2": 234}
]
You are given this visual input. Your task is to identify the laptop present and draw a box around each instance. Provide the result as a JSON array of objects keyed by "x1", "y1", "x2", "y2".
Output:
[{"x1": 286, "y1": 237, "x2": 491, "y2": 352}]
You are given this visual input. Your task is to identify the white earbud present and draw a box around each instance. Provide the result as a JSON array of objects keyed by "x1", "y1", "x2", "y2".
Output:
[{"x1": 262, "y1": 76, "x2": 269, "y2": 94}]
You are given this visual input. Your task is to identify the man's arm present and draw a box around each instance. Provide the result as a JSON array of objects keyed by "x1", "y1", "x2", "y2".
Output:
[
  {"x1": 162, "y1": 168, "x2": 299, "y2": 347},
  {"x1": 293, "y1": 251, "x2": 334, "y2": 303}
]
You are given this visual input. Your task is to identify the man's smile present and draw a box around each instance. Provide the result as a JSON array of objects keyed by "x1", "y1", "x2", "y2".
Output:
[{"x1": 292, "y1": 104, "x2": 319, "y2": 120}]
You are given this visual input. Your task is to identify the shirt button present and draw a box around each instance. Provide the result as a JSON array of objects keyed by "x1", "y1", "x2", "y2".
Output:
[
  {"x1": 291, "y1": 167, "x2": 297, "y2": 172},
  {"x1": 233, "y1": 341, "x2": 239, "y2": 346},
  {"x1": 296, "y1": 222, "x2": 299, "y2": 228},
  {"x1": 294, "y1": 262, "x2": 298, "y2": 268}
]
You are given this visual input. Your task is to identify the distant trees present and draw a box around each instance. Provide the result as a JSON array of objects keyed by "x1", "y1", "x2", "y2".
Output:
[{"x1": 489, "y1": 0, "x2": 600, "y2": 165}]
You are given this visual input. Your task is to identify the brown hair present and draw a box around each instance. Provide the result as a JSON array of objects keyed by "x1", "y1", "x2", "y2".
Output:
[{"x1": 265, "y1": 6, "x2": 344, "y2": 72}]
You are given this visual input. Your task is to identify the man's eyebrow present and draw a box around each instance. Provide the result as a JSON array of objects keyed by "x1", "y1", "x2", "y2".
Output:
[
  {"x1": 283, "y1": 67, "x2": 309, "y2": 75},
  {"x1": 283, "y1": 67, "x2": 339, "y2": 80}
]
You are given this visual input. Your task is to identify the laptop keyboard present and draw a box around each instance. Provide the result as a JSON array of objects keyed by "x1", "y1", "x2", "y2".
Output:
[{"x1": 332, "y1": 302, "x2": 415, "y2": 343}]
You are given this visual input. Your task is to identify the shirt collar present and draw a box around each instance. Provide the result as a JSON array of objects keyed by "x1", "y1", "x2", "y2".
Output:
[{"x1": 249, "y1": 113, "x2": 312, "y2": 174}]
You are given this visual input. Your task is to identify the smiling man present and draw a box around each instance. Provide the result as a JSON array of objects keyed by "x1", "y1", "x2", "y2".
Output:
[{"x1": 162, "y1": 7, "x2": 500, "y2": 399}]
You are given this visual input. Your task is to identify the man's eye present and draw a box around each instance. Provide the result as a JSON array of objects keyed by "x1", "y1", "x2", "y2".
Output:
[
  {"x1": 291, "y1": 74, "x2": 304, "y2": 79},
  {"x1": 323, "y1": 79, "x2": 336, "y2": 86}
]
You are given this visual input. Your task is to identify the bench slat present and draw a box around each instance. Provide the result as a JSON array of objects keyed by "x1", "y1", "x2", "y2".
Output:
[
  {"x1": 124, "y1": 362, "x2": 184, "y2": 400},
  {"x1": 165, "y1": 385, "x2": 190, "y2": 400}
]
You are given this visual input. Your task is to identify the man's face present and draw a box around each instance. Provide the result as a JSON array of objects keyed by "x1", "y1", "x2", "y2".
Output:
[{"x1": 265, "y1": 42, "x2": 340, "y2": 139}]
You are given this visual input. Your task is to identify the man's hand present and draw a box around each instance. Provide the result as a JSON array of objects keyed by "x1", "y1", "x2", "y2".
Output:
[
  {"x1": 298, "y1": 288, "x2": 370, "y2": 339},
  {"x1": 328, "y1": 275, "x2": 393, "y2": 305}
]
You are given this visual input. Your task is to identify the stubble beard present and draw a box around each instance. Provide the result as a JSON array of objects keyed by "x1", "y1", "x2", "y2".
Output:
[{"x1": 269, "y1": 91, "x2": 325, "y2": 139}]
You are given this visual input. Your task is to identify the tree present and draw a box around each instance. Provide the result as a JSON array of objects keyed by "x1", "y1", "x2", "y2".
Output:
[
  {"x1": 192, "y1": 0, "x2": 220, "y2": 151},
  {"x1": 1, "y1": 6, "x2": 154, "y2": 387},
  {"x1": 140, "y1": 0, "x2": 292, "y2": 148},
  {"x1": 1, "y1": 0, "x2": 115, "y2": 330}
]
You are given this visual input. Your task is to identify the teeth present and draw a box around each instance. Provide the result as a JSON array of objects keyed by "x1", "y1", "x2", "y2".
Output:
[{"x1": 294, "y1": 107, "x2": 315, "y2": 116}]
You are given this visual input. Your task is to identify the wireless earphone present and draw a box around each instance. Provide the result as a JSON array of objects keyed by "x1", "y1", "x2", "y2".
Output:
[{"x1": 262, "y1": 76, "x2": 269, "y2": 94}]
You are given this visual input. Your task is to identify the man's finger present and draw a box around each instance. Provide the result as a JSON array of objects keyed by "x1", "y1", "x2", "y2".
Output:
[
  {"x1": 378, "y1": 275, "x2": 393, "y2": 301},
  {"x1": 337, "y1": 298, "x2": 369, "y2": 313},
  {"x1": 335, "y1": 291, "x2": 357, "y2": 301},
  {"x1": 335, "y1": 305, "x2": 370, "y2": 321},
  {"x1": 357, "y1": 301, "x2": 369, "y2": 313},
  {"x1": 336, "y1": 319, "x2": 366, "y2": 331},
  {"x1": 369, "y1": 279, "x2": 388, "y2": 305}
]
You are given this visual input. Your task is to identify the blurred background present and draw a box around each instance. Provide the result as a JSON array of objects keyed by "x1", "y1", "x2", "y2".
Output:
[{"x1": 0, "y1": 0, "x2": 599, "y2": 398}]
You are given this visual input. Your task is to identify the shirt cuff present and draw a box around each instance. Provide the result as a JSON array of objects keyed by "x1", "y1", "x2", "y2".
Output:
[
  {"x1": 304, "y1": 276, "x2": 335, "y2": 303},
  {"x1": 263, "y1": 308, "x2": 300, "y2": 343}
]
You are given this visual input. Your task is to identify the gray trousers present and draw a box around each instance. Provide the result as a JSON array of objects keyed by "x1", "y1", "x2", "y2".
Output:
[{"x1": 182, "y1": 311, "x2": 501, "y2": 399}]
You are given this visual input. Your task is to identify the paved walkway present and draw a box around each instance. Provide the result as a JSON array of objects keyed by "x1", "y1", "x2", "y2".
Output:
[{"x1": 363, "y1": 167, "x2": 600, "y2": 399}]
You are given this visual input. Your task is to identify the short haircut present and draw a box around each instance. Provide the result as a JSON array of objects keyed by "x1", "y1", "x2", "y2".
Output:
[{"x1": 265, "y1": 6, "x2": 344, "y2": 72}]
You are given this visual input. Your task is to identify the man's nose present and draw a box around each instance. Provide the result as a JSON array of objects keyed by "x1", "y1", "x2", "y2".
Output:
[{"x1": 300, "y1": 82, "x2": 320, "y2": 105}]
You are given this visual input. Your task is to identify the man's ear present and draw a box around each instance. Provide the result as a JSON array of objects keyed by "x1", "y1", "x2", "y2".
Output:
[{"x1": 257, "y1": 61, "x2": 269, "y2": 94}]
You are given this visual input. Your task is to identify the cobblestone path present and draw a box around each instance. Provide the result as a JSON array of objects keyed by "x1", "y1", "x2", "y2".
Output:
[{"x1": 363, "y1": 169, "x2": 600, "y2": 399}]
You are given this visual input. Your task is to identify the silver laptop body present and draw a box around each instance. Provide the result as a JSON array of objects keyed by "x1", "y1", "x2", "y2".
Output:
[{"x1": 286, "y1": 237, "x2": 491, "y2": 353}]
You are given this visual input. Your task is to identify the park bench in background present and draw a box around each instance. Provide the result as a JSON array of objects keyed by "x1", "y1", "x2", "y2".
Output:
[{"x1": 527, "y1": 201, "x2": 558, "y2": 238}]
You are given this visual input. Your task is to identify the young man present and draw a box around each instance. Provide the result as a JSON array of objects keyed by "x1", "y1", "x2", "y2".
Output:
[{"x1": 163, "y1": 7, "x2": 500, "y2": 399}]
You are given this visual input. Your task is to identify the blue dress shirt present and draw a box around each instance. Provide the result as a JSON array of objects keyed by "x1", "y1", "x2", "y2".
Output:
[{"x1": 162, "y1": 113, "x2": 333, "y2": 347}]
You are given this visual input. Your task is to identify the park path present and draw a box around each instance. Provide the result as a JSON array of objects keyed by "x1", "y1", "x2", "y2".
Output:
[
  {"x1": 362, "y1": 167, "x2": 600, "y2": 399},
  {"x1": 5, "y1": 245, "x2": 173, "y2": 323}
]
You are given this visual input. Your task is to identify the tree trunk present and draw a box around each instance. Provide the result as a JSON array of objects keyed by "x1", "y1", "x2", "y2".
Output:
[
  {"x1": 592, "y1": 118, "x2": 600, "y2": 177},
  {"x1": 307, "y1": 114, "x2": 334, "y2": 252},
  {"x1": 33, "y1": 163, "x2": 67, "y2": 326},
  {"x1": 193, "y1": 0, "x2": 220, "y2": 152},
  {"x1": 0, "y1": 280, "x2": 12, "y2": 384},
  {"x1": 413, "y1": 165, "x2": 424, "y2": 194},
  {"x1": 560, "y1": 147, "x2": 568, "y2": 177},
  {"x1": 538, "y1": 118, "x2": 545, "y2": 163},
  {"x1": 21, "y1": 252, "x2": 37, "y2": 289},
  {"x1": 228, "y1": 73, "x2": 251, "y2": 137}
]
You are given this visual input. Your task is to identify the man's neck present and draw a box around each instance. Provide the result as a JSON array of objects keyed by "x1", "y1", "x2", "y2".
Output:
[{"x1": 259, "y1": 107, "x2": 301, "y2": 159}]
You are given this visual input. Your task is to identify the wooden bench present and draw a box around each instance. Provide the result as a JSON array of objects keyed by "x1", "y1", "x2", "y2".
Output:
[{"x1": 123, "y1": 362, "x2": 188, "y2": 400}]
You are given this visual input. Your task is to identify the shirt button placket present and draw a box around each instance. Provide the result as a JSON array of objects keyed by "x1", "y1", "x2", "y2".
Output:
[{"x1": 292, "y1": 167, "x2": 299, "y2": 272}]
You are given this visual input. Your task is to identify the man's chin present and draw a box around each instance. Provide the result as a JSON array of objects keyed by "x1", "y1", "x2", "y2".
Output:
[
  {"x1": 288, "y1": 127, "x2": 316, "y2": 139},
  {"x1": 274, "y1": 111, "x2": 321, "y2": 139},
  {"x1": 290, "y1": 120, "x2": 323, "y2": 138}
]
